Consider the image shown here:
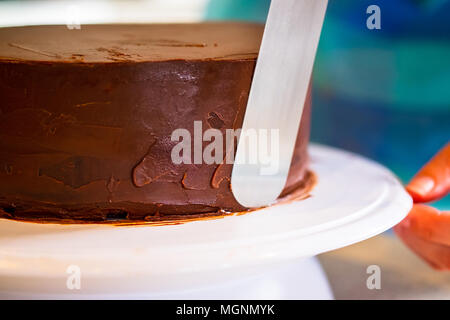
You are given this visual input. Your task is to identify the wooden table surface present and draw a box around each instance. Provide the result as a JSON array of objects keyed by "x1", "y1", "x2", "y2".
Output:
[{"x1": 318, "y1": 234, "x2": 450, "y2": 300}]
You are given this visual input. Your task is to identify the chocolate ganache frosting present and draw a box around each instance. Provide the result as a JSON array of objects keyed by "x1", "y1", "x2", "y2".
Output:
[{"x1": 0, "y1": 23, "x2": 312, "y2": 223}]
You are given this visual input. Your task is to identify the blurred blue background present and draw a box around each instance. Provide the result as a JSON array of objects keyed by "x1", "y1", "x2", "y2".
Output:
[{"x1": 206, "y1": 0, "x2": 450, "y2": 209}]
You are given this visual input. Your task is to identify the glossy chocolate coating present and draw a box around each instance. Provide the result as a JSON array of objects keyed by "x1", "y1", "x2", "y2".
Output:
[{"x1": 0, "y1": 23, "x2": 311, "y2": 222}]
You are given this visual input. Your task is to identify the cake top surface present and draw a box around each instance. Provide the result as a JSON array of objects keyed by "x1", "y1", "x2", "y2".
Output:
[{"x1": 0, "y1": 23, "x2": 263, "y2": 63}]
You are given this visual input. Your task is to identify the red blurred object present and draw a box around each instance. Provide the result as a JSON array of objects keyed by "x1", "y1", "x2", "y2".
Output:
[{"x1": 395, "y1": 143, "x2": 450, "y2": 270}]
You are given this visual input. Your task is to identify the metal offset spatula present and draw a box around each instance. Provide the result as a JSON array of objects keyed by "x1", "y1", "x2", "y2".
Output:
[{"x1": 231, "y1": 0, "x2": 328, "y2": 208}]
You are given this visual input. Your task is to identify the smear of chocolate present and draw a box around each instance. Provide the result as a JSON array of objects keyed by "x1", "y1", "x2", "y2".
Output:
[{"x1": 207, "y1": 112, "x2": 225, "y2": 129}]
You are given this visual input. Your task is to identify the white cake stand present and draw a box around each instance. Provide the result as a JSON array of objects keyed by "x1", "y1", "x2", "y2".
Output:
[{"x1": 0, "y1": 144, "x2": 412, "y2": 299}]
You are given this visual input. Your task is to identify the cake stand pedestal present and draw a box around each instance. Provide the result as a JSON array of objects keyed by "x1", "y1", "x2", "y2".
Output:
[{"x1": 0, "y1": 144, "x2": 412, "y2": 299}]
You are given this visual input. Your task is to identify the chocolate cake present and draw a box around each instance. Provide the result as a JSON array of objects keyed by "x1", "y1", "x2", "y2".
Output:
[{"x1": 0, "y1": 23, "x2": 312, "y2": 223}]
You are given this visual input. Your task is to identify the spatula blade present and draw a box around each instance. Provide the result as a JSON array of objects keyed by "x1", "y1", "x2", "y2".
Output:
[{"x1": 231, "y1": 0, "x2": 328, "y2": 208}]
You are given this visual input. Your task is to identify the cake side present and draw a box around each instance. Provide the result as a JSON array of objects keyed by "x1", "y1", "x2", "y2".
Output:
[{"x1": 0, "y1": 23, "x2": 312, "y2": 223}]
